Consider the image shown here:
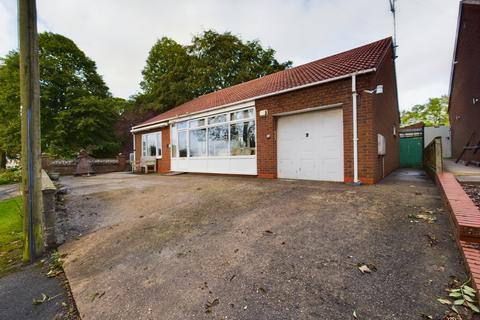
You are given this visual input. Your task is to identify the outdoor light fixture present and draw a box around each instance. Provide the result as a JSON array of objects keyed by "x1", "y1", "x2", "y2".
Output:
[
  {"x1": 473, "y1": 98, "x2": 479, "y2": 105},
  {"x1": 364, "y1": 85, "x2": 384, "y2": 94}
]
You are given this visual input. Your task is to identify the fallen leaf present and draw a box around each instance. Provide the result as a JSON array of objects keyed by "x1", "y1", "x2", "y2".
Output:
[
  {"x1": 358, "y1": 265, "x2": 371, "y2": 274},
  {"x1": 32, "y1": 293, "x2": 50, "y2": 305},
  {"x1": 437, "y1": 298, "x2": 452, "y2": 305}
]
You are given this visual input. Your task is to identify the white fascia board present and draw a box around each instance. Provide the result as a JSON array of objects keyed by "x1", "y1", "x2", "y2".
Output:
[
  {"x1": 131, "y1": 68, "x2": 376, "y2": 130},
  {"x1": 130, "y1": 122, "x2": 168, "y2": 133}
]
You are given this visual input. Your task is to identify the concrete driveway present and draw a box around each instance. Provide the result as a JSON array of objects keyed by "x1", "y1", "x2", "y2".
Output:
[{"x1": 59, "y1": 170, "x2": 466, "y2": 319}]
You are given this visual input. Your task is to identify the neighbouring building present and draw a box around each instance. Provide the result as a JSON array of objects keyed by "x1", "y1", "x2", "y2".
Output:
[
  {"x1": 449, "y1": 0, "x2": 480, "y2": 162},
  {"x1": 131, "y1": 37, "x2": 400, "y2": 184}
]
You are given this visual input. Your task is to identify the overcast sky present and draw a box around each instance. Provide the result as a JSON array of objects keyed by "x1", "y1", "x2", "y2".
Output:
[{"x1": 1, "y1": 0, "x2": 459, "y2": 111}]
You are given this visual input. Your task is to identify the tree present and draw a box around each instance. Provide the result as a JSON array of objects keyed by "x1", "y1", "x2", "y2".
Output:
[
  {"x1": 51, "y1": 97, "x2": 123, "y2": 157},
  {"x1": 401, "y1": 95, "x2": 449, "y2": 127},
  {"x1": 0, "y1": 32, "x2": 121, "y2": 162},
  {"x1": 138, "y1": 30, "x2": 292, "y2": 112},
  {"x1": 0, "y1": 51, "x2": 22, "y2": 163}
]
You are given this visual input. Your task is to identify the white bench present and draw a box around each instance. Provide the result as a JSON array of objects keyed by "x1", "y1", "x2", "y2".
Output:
[{"x1": 141, "y1": 158, "x2": 156, "y2": 173}]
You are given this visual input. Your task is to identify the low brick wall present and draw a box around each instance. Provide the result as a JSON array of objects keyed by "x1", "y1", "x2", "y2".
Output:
[
  {"x1": 424, "y1": 137, "x2": 443, "y2": 177},
  {"x1": 41, "y1": 170, "x2": 57, "y2": 248},
  {"x1": 436, "y1": 172, "x2": 480, "y2": 302},
  {"x1": 42, "y1": 154, "x2": 129, "y2": 175}
]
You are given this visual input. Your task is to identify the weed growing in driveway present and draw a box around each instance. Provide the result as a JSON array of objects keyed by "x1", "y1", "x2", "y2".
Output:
[{"x1": 437, "y1": 279, "x2": 480, "y2": 315}]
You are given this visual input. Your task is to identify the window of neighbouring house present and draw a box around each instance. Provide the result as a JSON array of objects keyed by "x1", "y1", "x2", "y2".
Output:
[
  {"x1": 171, "y1": 107, "x2": 256, "y2": 159},
  {"x1": 142, "y1": 132, "x2": 162, "y2": 158}
]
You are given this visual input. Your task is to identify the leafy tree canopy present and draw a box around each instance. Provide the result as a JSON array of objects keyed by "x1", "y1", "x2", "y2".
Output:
[
  {"x1": 138, "y1": 30, "x2": 292, "y2": 112},
  {"x1": 0, "y1": 32, "x2": 122, "y2": 160},
  {"x1": 401, "y1": 95, "x2": 449, "y2": 127}
]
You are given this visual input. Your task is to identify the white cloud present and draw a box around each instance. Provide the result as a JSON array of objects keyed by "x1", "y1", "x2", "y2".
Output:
[{"x1": 0, "y1": 0, "x2": 460, "y2": 110}]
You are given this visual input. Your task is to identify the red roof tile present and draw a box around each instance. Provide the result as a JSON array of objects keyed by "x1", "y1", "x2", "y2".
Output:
[{"x1": 136, "y1": 37, "x2": 392, "y2": 128}]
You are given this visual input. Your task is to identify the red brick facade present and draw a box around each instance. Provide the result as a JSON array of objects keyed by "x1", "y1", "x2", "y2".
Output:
[
  {"x1": 133, "y1": 47, "x2": 399, "y2": 184},
  {"x1": 134, "y1": 126, "x2": 171, "y2": 174},
  {"x1": 255, "y1": 46, "x2": 399, "y2": 184},
  {"x1": 449, "y1": 2, "x2": 480, "y2": 162}
]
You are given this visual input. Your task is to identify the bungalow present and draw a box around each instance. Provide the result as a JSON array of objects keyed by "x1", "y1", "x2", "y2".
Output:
[{"x1": 131, "y1": 37, "x2": 400, "y2": 184}]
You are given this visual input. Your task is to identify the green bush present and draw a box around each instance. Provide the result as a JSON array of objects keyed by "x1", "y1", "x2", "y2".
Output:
[{"x1": 0, "y1": 169, "x2": 21, "y2": 185}]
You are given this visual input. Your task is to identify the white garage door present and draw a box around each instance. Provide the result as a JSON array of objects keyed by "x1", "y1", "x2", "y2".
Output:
[{"x1": 277, "y1": 108, "x2": 344, "y2": 181}]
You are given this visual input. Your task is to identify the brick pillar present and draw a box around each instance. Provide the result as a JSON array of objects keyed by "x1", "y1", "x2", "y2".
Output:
[
  {"x1": 117, "y1": 153, "x2": 126, "y2": 171},
  {"x1": 41, "y1": 153, "x2": 51, "y2": 171}
]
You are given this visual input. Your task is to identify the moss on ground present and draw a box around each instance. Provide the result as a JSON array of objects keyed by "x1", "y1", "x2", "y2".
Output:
[{"x1": 0, "y1": 196, "x2": 23, "y2": 277}]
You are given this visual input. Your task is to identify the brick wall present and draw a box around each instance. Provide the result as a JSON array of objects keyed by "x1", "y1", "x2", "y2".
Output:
[
  {"x1": 449, "y1": 3, "x2": 480, "y2": 162},
  {"x1": 133, "y1": 126, "x2": 171, "y2": 173},
  {"x1": 255, "y1": 73, "x2": 379, "y2": 183},
  {"x1": 255, "y1": 47, "x2": 399, "y2": 183},
  {"x1": 372, "y1": 47, "x2": 400, "y2": 181}
]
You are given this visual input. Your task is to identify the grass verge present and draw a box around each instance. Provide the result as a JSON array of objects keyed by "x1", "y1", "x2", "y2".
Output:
[{"x1": 0, "y1": 196, "x2": 23, "y2": 277}]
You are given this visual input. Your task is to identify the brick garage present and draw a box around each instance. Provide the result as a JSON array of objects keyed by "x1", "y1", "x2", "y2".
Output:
[
  {"x1": 449, "y1": 0, "x2": 480, "y2": 162},
  {"x1": 131, "y1": 38, "x2": 400, "y2": 184}
]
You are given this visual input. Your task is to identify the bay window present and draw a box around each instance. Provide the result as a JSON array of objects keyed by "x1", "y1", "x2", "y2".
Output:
[{"x1": 171, "y1": 107, "x2": 256, "y2": 158}]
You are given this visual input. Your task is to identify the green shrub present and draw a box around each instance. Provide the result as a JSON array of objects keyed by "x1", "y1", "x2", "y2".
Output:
[{"x1": 0, "y1": 169, "x2": 21, "y2": 185}]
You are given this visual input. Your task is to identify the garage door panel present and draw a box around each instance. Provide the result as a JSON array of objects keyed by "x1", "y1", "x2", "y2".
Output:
[{"x1": 277, "y1": 108, "x2": 343, "y2": 181}]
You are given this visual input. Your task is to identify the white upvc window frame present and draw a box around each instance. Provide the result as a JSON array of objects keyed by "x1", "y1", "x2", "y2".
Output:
[
  {"x1": 142, "y1": 132, "x2": 162, "y2": 159},
  {"x1": 170, "y1": 105, "x2": 256, "y2": 160}
]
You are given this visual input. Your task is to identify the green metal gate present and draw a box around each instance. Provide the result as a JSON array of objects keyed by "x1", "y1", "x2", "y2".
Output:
[{"x1": 399, "y1": 127, "x2": 424, "y2": 168}]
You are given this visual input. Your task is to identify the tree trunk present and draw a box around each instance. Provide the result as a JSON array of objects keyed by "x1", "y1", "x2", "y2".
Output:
[{"x1": 0, "y1": 150, "x2": 6, "y2": 170}]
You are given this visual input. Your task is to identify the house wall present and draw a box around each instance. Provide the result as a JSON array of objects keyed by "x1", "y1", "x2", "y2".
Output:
[
  {"x1": 449, "y1": 3, "x2": 480, "y2": 162},
  {"x1": 372, "y1": 47, "x2": 401, "y2": 181},
  {"x1": 255, "y1": 72, "x2": 383, "y2": 184},
  {"x1": 133, "y1": 126, "x2": 171, "y2": 173}
]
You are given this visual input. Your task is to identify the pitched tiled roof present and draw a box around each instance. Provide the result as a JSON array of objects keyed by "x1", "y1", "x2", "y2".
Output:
[{"x1": 135, "y1": 37, "x2": 392, "y2": 128}]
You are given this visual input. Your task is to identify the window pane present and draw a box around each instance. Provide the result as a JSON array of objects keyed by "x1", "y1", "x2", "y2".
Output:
[
  {"x1": 142, "y1": 135, "x2": 147, "y2": 157},
  {"x1": 208, "y1": 125, "x2": 229, "y2": 156},
  {"x1": 147, "y1": 134, "x2": 157, "y2": 157},
  {"x1": 177, "y1": 121, "x2": 188, "y2": 130},
  {"x1": 231, "y1": 108, "x2": 254, "y2": 121},
  {"x1": 189, "y1": 119, "x2": 205, "y2": 128},
  {"x1": 178, "y1": 131, "x2": 187, "y2": 157},
  {"x1": 157, "y1": 133, "x2": 162, "y2": 157},
  {"x1": 170, "y1": 125, "x2": 177, "y2": 157},
  {"x1": 189, "y1": 129, "x2": 206, "y2": 157},
  {"x1": 230, "y1": 121, "x2": 256, "y2": 156},
  {"x1": 208, "y1": 114, "x2": 227, "y2": 124}
]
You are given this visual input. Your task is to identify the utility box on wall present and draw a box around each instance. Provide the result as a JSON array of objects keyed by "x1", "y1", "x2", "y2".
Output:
[{"x1": 378, "y1": 134, "x2": 386, "y2": 156}]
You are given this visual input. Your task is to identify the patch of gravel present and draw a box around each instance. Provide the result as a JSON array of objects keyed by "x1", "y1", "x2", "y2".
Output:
[{"x1": 463, "y1": 184, "x2": 480, "y2": 208}]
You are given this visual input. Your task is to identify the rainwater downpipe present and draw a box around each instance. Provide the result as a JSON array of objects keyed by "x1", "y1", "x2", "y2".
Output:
[{"x1": 351, "y1": 74, "x2": 359, "y2": 184}]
